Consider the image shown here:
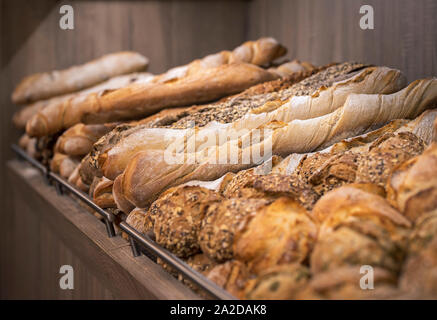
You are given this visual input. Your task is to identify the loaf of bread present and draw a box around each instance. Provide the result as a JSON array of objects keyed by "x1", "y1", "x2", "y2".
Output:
[
  {"x1": 81, "y1": 62, "x2": 321, "y2": 182},
  {"x1": 26, "y1": 63, "x2": 278, "y2": 137},
  {"x1": 150, "y1": 186, "x2": 223, "y2": 258},
  {"x1": 400, "y1": 209, "x2": 437, "y2": 298},
  {"x1": 79, "y1": 107, "x2": 191, "y2": 185},
  {"x1": 50, "y1": 152, "x2": 79, "y2": 178},
  {"x1": 92, "y1": 177, "x2": 117, "y2": 209},
  {"x1": 26, "y1": 38, "x2": 288, "y2": 137},
  {"x1": 13, "y1": 72, "x2": 153, "y2": 130},
  {"x1": 295, "y1": 266, "x2": 398, "y2": 300},
  {"x1": 54, "y1": 123, "x2": 118, "y2": 156},
  {"x1": 67, "y1": 166, "x2": 89, "y2": 192},
  {"x1": 233, "y1": 198, "x2": 317, "y2": 274},
  {"x1": 310, "y1": 185, "x2": 410, "y2": 275},
  {"x1": 97, "y1": 64, "x2": 401, "y2": 182},
  {"x1": 387, "y1": 141, "x2": 437, "y2": 222},
  {"x1": 12, "y1": 52, "x2": 149, "y2": 104},
  {"x1": 244, "y1": 264, "x2": 310, "y2": 300},
  {"x1": 118, "y1": 78, "x2": 437, "y2": 209}
]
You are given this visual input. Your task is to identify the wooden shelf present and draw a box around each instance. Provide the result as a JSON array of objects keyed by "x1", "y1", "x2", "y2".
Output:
[{"x1": 3, "y1": 160, "x2": 200, "y2": 299}]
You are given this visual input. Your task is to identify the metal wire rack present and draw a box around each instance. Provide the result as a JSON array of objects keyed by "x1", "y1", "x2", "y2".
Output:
[{"x1": 11, "y1": 144, "x2": 236, "y2": 300}]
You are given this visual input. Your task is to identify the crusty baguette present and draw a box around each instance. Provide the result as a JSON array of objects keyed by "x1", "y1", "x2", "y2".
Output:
[
  {"x1": 67, "y1": 166, "x2": 89, "y2": 193},
  {"x1": 100, "y1": 66, "x2": 404, "y2": 181},
  {"x1": 92, "y1": 177, "x2": 117, "y2": 209},
  {"x1": 18, "y1": 134, "x2": 38, "y2": 158},
  {"x1": 12, "y1": 52, "x2": 149, "y2": 104},
  {"x1": 54, "y1": 123, "x2": 118, "y2": 156},
  {"x1": 274, "y1": 109, "x2": 437, "y2": 175},
  {"x1": 151, "y1": 37, "x2": 286, "y2": 84},
  {"x1": 25, "y1": 38, "x2": 287, "y2": 137},
  {"x1": 118, "y1": 78, "x2": 437, "y2": 208},
  {"x1": 79, "y1": 62, "x2": 322, "y2": 183},
  {"x1": 26, "y1": 63, "x2": 278, "y2": 137},
  {"x1": 50, "y1": 152, "x2": 80, "y2": 178},
  {"x1": 13, "y1": 100, "x2": 47, "y2": 130},
  {"x1": 78, "y1": 107, "x2": 191, "y2": 185},
  {"x1": 179, "y1": 111, "x2": 436, "y2": 199},
  {"x1": 13, "y1": 72, "x2": 153, "y2": 130}
]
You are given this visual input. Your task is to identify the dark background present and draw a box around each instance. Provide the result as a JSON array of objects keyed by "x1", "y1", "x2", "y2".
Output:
[{"x1": 0, "y1": 0, "x2": 436, "y2": 299}]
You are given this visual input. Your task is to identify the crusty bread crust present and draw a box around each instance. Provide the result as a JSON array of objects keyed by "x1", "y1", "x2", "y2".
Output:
[
  {"x1": 13, "y1": 72, "x2": 153, "y2": 130},
  {"x1": 119, "y1": 78, "x2": 437, "y2": 208},
  {"x1": 12, "y1": 52, "x2": 149, "y2": 104}
]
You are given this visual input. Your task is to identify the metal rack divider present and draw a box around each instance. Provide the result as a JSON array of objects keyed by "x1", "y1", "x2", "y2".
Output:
[{"x1": 11, "y1": 144, "x2": 236, "y2": 300}]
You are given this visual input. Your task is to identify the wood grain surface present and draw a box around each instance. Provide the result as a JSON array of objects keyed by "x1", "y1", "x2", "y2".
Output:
[
  {"x1": 3, "y1": 160, "x2": 200, "y2": 299},
  {"x1": 248, "y1": 0, "x2": 437, "y2": 82}
]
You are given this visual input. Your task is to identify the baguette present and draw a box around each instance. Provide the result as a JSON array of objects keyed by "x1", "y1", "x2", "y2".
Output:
[
  {"x1": 54, "y1": 123, "x2": 118, "y2": 156},
  {"x1": 26, "y1": 63, "x2": 278, "y2": 137},
  {"x1": 26, "y1": 38, "x2": 287, "y2": 137},
  {"x1": 79, "y1": 62, "x2": 322, "y2": 183},
  {"x1": 13, "y1": 72, "x2": 153, "y2": 130},
  {"x1": 12, "y1": 52, "x2": 149, "y2": 104},
  {"x1": 118, "y1": 78, "x2": 437, "y2": 208},
  {"x1": 79, "y1": 107, "x2": 191, "y2": 185},
  {"x1": 274, "y1": 109, "x2": 437, "y2": 176},
  {"x1": 98, "y1": 64, "x2": 401, "y2": 181}
]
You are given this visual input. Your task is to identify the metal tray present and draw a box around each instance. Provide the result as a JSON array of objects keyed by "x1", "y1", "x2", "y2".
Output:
[{"x1": 11, "y1": 144, "x2": 236, "y2": 300}]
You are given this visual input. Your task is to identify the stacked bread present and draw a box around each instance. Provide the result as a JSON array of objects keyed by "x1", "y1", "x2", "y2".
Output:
[
  {"x1": 13, "y1": 38, "x2": 299, "y2": 177},
  {"x1": 116, "y1": 64, "x2": 436, "y2": 298},
  {"x1": 12, "y1": 37, "x2": 437, "y2": 299}
]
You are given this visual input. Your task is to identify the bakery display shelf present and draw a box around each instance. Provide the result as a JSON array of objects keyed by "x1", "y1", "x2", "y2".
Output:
[{"x1": 11, "y1": 143, "x2": 235, "y2": 300}]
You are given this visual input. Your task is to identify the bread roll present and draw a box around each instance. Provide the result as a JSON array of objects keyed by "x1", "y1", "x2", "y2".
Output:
[
  {"x1": 150, "y1": 186, "x2": 223, "y2": 258},
  {"x1": 387, "y1": 142, "x2": 437, "y2": 222},
  {"x1": 233, "y1": 198, "x2": 318, "y2": 274},
  {"x1": 310, "y1": 185, "x2": 410, "y2": 275}
]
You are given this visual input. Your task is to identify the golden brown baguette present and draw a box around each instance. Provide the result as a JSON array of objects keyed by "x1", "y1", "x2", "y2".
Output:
[
  {"x1": 26, "y1": 63, "x2": 278, "y2": 137},
  {"x1": 67, "y1": 166, "x2": 89, "y2": 192},
  {"x1": 118, "y1": 78, "x2": 437, "y2": 208},
  {"x1": 150, "y1": 37, "x2": 286, "y2": 84},
  {"x1": 81, "y1": 63, "x2": 322, "y2": 183},
  {"x1": 26, "y1": 38, "x2": 287, "y2": 137},
  {"x1": 92, "y1": 177, "x2": 116, "y2": 209},
  {"x1": 78, "y1": 107, "x2": 191, "y2": 185},
  {"x1": 54, "y1": 123, "x2": 118, "y2": 156},
  {"x1": 99, "y1": 64, "x2": 400, "y2": 181},
  {"x1": 12, "y1": 52, "x2": 149, "y2": 104},
  {"x1": 13, "y1": 72, "x2": 153, "y2": 130}
]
